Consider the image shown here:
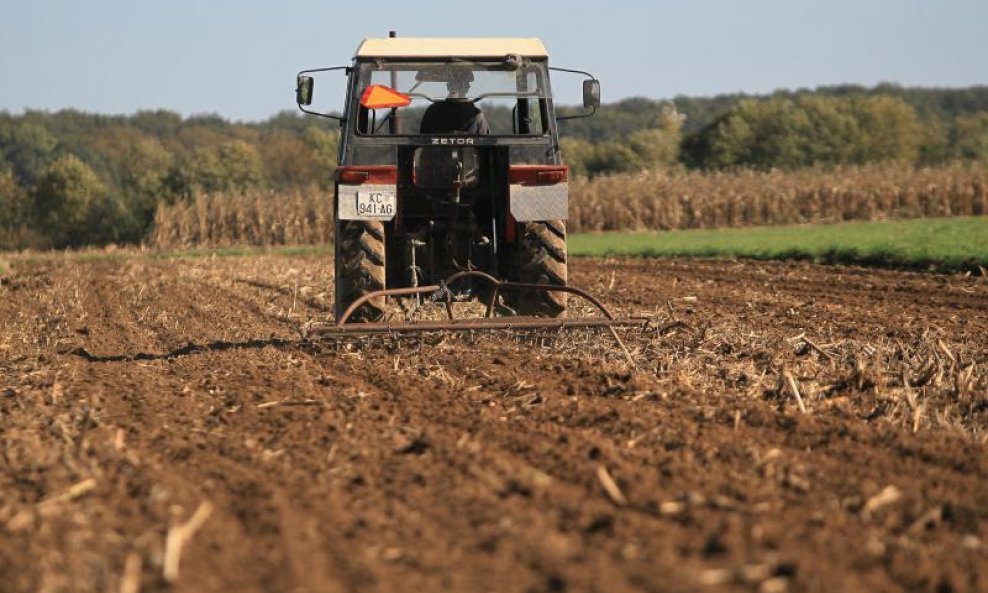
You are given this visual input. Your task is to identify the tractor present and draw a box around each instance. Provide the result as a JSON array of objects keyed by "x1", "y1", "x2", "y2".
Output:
[{"x1": 296, "y1": 36, "x2": 620, "y2": 332}]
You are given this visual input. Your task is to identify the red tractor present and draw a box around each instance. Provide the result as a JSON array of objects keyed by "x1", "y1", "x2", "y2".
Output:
[{"x1": 297, "y1": 37, "x2": 623, "y2": 334}]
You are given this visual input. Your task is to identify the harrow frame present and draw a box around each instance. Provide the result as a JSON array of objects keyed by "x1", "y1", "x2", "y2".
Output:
[{"x1": 303, "y1": 271, "x2": 645, "y2": 364}]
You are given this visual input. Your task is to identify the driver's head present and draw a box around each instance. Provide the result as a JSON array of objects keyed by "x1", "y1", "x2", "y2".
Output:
[
  {"x1": 446, "y1": 79, "x2": 470, "y2": 98},
  {"x1": 445, "y1": 68, "x2": 473, "y2": 99}
]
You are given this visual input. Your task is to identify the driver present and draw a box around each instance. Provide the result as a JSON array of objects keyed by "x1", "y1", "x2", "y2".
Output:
[{"x1": 419, "y1": 71, "x2": 490, "y2": 135}]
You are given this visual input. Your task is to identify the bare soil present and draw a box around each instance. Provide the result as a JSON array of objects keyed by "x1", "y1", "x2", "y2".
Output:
[{"x1": 1, "y1": 254, "x2": 986, "y2": 593}]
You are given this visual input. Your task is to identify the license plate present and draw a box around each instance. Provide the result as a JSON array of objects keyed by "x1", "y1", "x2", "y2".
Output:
[{"x1": 355, "y1": 190, "x2": 396, "y2": 218}]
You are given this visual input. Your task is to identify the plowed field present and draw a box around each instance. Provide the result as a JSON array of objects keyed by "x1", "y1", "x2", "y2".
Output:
[{"x1": 1, "y1": 255, "x2": 986, "y2": 593}]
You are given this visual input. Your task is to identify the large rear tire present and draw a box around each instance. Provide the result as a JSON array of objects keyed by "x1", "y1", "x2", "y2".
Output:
[
  {"x1": 335, "y1": 220, "x2": 386, "y2": 322},
  {"x1": 506, "y1": 220, "x2": 567, "y2": 317}
]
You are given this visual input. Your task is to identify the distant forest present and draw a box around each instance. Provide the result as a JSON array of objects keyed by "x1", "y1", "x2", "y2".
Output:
[{"x1": 2, "y1": 83, "x2": 988, "y2": 249}]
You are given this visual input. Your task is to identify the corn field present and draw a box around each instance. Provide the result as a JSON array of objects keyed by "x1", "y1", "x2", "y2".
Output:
[
  {"x1": 568, "y1": 163, "x2": 988, "y2": 232},
  {"x1": 150, "y1": 164, "x2": 988, "y2": 248},
  {"x1": 150, "y1": 188, "x2": 333, "y2": 249}
]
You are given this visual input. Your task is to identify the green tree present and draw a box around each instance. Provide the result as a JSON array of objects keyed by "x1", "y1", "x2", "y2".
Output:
[
  {"x1": 125, "y1": 137, "x2": 174, "y2": 200},
  {"x1": 686, "y1": 95, "x2": 921, "y2": 169},
  {"x1": 173, "y1": 140, "x2": 266, "y2": 196},
  {"x1": 0, "y1": 171, "x2": 37, "y2": 249},
  {"x1": 588, "y1": 141, "x2": 645, "y2": 176},
  {"x1": 851, "y1": 96, "x2": 921, "y2": 163},
  {"x1": 695, "y1": 98, "x2": 815, "y2": 168},
  {"x1": 628, "y1": 104, "x2": 684, "y2": 169},
  {"x1": 216, "y1": 140, "x2": 266, "y2": 191},
  {"x1": 560, "y1": 103, "x2": 682, "y2": 177},
  {"x1": 952, "y1": 111, "x2": 988, "y2": 162},
  {"x1": 302, "y1": 127, "x2": 339, "y2": 188},
  {"x1": 118, "y1": 136, "x2": 175, "y2": 239},
  {"x1": 0, "y1": 121, "x2": 58, "y2": 186},
  {"x1": 33, "y1": 155, "x2": 108, "y2": 247},
  {"x1": 796, "y1": 95, "x2": 861, "y2": 164},
  {"x1": 131, "y1": 110, "x2": 183, "y2": 137},
  {"x1": 560, "y1": 137, "x2": 595, "y2": 177},
  {"x1": 918, "y1": 117, "x2": 951, "y2": 164},
  {"x1": 259, "y1": 131, "x2": 323, "y2": 189}
]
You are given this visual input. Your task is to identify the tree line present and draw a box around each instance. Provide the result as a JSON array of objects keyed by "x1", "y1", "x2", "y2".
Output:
[
  {"x1": 0, "y1": 110, "x2": 339, "y2": 249},
  {"x1": 2, "y1": 84, "x2": 988, "y2": 250},
  {"x1": 558, "y1": 84, "x2": 988, "y2": 175}
]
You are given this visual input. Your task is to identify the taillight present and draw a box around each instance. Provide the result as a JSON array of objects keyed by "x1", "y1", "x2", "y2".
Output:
[
  {"x1": 336, "y1": 166, "x2": 397, "y2": 185},
  {"x1": 337, "y1": 169, "x2": 369, "y2": 184},
  {"x1": 509, "y1": 165, "x2": 569, "y2": 186},
  {"x1": 536, "y1": 170, "x2": 566, "y2": 184}
]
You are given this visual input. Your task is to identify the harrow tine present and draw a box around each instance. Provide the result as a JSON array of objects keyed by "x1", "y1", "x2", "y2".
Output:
[{"x1": 306, "y1": 316, "x2": 647, "y2": 337}]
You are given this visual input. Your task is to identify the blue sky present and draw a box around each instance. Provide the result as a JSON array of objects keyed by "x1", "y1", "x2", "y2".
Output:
[{"x1": 1, "y1": 0, "x2": 986, "y2": 121}]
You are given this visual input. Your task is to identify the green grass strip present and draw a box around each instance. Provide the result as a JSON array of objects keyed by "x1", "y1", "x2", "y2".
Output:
[
  {"x1": 570, "y1": 216, "x2": 988, "y2": 272},
  {"x1": 4, "y1": 244, "x2": 332, "y2": 269},
  {"x1": 147, "y1": 244, "x2": 331, "y2": 261},
  {"x1": 6, "y1": 218, "x2": 987, "y2": 274}
]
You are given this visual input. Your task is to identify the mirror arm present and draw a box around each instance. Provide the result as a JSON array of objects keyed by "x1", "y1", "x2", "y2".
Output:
[
  {"x1": 556, "y1": 106, "x2": 597, "y2": 121},
  {"x1": 297, "y1": 65, "x2": 351, "y2": 76},
  {"x1": 298, "y1": 105, "x2": 345, "y2": 122},
  {"x1": 295, "y1": 66, "x2": 349, "y2": 121},
  {"x1": 549, "y1": 66, "x2": 599, "y2": 121},
  {"x1": 548, "y1": 66, "x2": 596, "y2": 78}
]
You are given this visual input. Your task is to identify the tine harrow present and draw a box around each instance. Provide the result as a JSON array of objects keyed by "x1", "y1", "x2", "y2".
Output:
[{"x1": 302, "y1": 270, "x2": 645, "y2": 364}]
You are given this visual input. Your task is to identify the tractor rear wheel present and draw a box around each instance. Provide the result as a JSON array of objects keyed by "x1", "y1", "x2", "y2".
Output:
[
  {"x1": 506, "y1": 220, "x2": 567, "y2": 317},
  {"x1": 335, "y1": 220, "x2": 386, "y2": 322}
]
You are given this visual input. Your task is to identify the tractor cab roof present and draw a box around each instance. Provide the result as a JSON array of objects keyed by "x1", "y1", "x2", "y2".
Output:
[{"x1": 355, "y1": 37, "x2": 548, "y2": 59}]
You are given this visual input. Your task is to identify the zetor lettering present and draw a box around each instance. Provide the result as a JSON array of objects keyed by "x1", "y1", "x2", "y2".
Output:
[{"x1": 431, "y1": 137, "x2": 475, "y2": 145}]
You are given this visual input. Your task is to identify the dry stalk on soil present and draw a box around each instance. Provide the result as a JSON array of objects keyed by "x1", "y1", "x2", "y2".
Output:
[
  {"x1": 163, "y1": 501, "x2": 214, "y2": 583},
  {"x1": 118, "y1": 552, "x2": 142, "y2": 593},
  {"x1": 861, "y1": 485, "x2": 903, "y2": 518},
  {"x1": 596, "y1": 465, "x2": 628, "y2": 506}
]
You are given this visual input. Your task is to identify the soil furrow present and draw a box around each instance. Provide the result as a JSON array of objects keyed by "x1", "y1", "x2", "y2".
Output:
[{"x1": 1, "y1": 254, "x2": 985, "y2": 593}]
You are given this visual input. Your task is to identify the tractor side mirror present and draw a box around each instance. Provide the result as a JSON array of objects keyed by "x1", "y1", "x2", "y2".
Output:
[
  {"x1": 552, "y1": 68, "x2": 600, "y2": 121},
  {"x1": 583, "y1": 79, "x2": 601, "y2": 110},
  {"x1": 296, "y1": 76, "x2": 314, "y2": 106},
  {"x1": 295, "y1": 66, "x2": 347, "y2": 121}
]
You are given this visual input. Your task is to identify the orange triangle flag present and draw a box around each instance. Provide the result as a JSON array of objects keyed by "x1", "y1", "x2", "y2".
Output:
[{"x1": 360, "y1": 85, "x2": 412, "y2": 109}]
